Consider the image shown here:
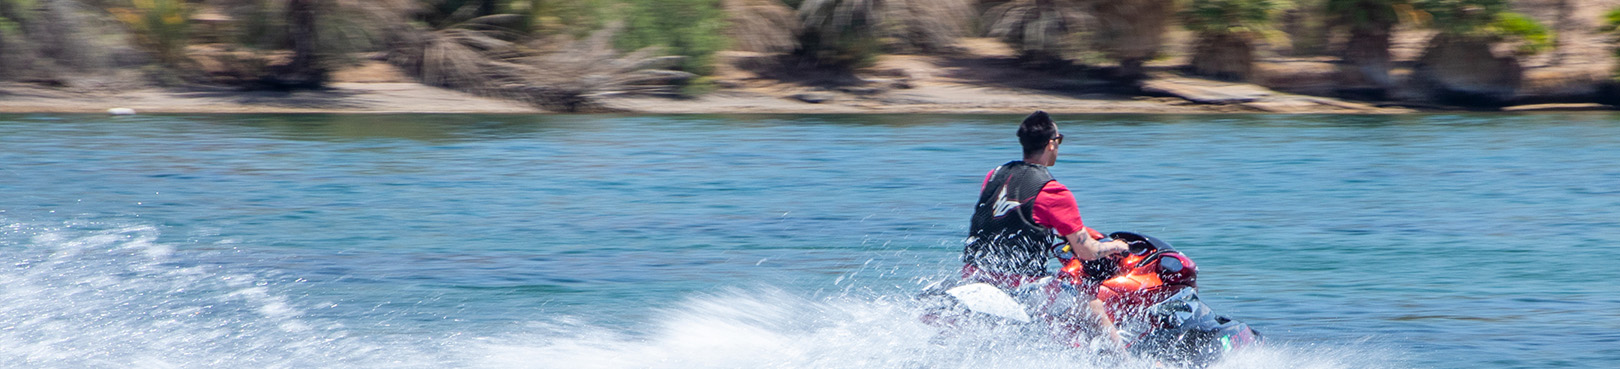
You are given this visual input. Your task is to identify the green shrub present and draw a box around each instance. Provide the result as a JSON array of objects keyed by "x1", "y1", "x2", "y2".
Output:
[
  {"x1": 1488, "y1": 12, "x2": 1550, "y2": 55},
  {"x1": 232, "y1": 0, "x2": 289, "y2": 50},
  {"x1": 1414, "y1": 0, "x2": 1550, "y2": 54},
  {"x1": 527, "y1": 0, "x2": 612, "y2": 38},
  {"x1": 1180, "y1": 0, "x2": 1289, "y2": 36},
  {"x1": 1598, "y1": 7, "x2": 1620, "y2": 81},
  {"x1": 0, "y1": 14, "x2": 19, "y2": 38},
  {"x1": 1413, "y1": 0, "x2": 1504, "y2": 35},
  {"x1": 616, "y1": 0, "x2": 728, "y2": 76},
  {"x1": 0, "y1": 0, "x2": 35, "y2": 25},
  {"x1": 112, "y1": 0, "x2": 192, "y2": 65},
  {"x1": 1606, "y1": 7, "x2": 1620, "y2": 32}
]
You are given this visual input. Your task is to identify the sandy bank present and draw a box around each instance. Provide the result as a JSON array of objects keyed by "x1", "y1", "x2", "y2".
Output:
[
  {"x1": 5, "y1": 37, "x2": 1602, "y2": 116},
  {"x1": 0, "y1": 80, "x2": 1409, "y2": 115},
  {"x1": 0, "y1": 82, "x2": 541, "y2": 114},
  {"x1": 0, "y1": 37, "x2": 1419, "y2": 115}
]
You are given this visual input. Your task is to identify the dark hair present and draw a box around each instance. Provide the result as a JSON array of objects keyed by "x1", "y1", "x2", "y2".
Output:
[{"x1": 1017, "y1": 111, "x2": 1058, "y2": 157}]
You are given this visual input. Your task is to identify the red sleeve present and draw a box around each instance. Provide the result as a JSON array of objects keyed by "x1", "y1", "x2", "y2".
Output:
[
  {"x1": 1030, "y1": 181, "x2": 1102, "y2": 240},
  {"x1": 981, "y1": 169, "x2": 994, "y2": 190}
]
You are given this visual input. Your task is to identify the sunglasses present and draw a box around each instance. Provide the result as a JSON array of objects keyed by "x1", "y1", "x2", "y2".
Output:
[{"x1": 1051, "y1": 133, "x2": 1064, "y2": 145}]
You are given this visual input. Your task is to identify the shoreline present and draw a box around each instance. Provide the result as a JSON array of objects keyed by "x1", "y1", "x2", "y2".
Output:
[
  {"x1": 3, "y1": 81, "x2": 1612, "y2": 115},
  {"x1": 4, "y1": 53, "x2": 1616, "y2": 116},
  {"x1": 6, "y1": 38, "x2": 1617, "y2": 116},
  {"x1": 0, "y1": 82, "x2": 541, "y2": 115},
  {"x1": 0, "y1": 81, "x2": 1415, "y2": 116}
]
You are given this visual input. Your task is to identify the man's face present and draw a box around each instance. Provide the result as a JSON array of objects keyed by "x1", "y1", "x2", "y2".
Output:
[{"x1": 1045, "y1": 128, "x2": 1063, "y2": 166}]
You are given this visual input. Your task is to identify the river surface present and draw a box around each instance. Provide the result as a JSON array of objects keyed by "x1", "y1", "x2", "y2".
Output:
[{"x1": 1, "y1": 113, "x2": 1617, "y2": 369}]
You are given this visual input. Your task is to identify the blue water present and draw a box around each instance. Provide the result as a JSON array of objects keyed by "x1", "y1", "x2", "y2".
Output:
[{"x1": 1, "y1": 113, "x2": 1617, "y2": 368}]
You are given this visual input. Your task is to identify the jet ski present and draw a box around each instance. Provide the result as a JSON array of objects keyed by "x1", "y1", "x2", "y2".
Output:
[{"x1": 919, "y1": 232, "x2": 1262, "y2": 367}]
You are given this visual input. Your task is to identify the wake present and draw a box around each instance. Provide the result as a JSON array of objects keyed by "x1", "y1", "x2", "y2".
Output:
[
  {"x1": 0, "y1": 219, "x2": 1404, "y2": 369},
  {"x1": 0, "y1": 220, "x2": 444, "y2": 368},
  {"x1": 472, "y1": 287, "x2": 1405, "y2": 369}
]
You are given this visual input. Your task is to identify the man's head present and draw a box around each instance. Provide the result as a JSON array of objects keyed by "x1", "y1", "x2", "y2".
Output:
[{"x1": 1017, "y1": 111, "x2": 1062, "y2": 165}]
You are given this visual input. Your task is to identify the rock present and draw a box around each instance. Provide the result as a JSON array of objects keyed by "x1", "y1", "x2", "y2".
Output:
[
  {"x1": 836, "y1": 85, "x2": 887, "y2": 95},
  {"x1": 1501, "y1": 103, "x2": 1613, "y2": 112},
  {"x1": 1239, "y1": 101, "x2": 1312, "y2": 113},
  {"x1": 330, "y1": 61, "x2": 411, "y2": 83},
  {"x1": 790, "y1": 92, "x2": 836, "y2": 104},
  {"x1": 1518, "y1": 68, "x2": 1605, "y2": 100},
  {"x1": 1140, "y1": 77, "x2": 1271, "y2": 104},
  {"x1": 1297, "y1": 96, "x2": 1380, "y2": 111},
  {"x1": 1254, "y1": 58, "x2": 1338, "y2": 96},
  {"x1": 1411, "y1": 34, "x2": 1521, "y2": 106},
  {"x1": 1241, "y1": 97, "x2": 1370, "y2": 113},
  {"x1": 1189, "y1": 32, "x2": 1257, "y2": 81},
  {"x1": 868, "y1": 68, "x2": 911, "y2": 78},
  {"x1": 875, "y1": 93, "x2": 936, "y2": 105},
  {"x1": 718, "y1": 51, "x2": 785, "y2": 76},
  {"x1": 859, "y1": 77, "x2": 913, "y2": 90}
]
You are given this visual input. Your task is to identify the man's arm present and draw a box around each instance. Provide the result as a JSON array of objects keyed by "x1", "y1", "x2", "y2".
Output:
[
  {"x1": 1064, "y1": 231, "x2": 1128, "y2": 261},
  {"x1": 1030, "y1": 182, "x2": 1126, "y2": 260}
]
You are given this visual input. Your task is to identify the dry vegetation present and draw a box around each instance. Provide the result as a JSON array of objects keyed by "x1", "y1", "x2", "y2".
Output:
[
  {"x1": 723, "y1": 0, "x2": 799, "y2": 53},
  {"x1": 3, "y1": 0, "x2": 1620, "y2": 111}
]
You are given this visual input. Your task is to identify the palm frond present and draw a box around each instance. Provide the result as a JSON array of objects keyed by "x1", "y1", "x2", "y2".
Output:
[
  {"x1": 1088, "y1": 0, "x2": 1174, "y2": 73},
  {"x1": 879, "y1": 0, "x2": 974, "y2": 54},
  {"x1": 984, "y1": 0, "x2": 1085, "y2": 64},
  {"x1": 795, "y1": 0, "x2": 883, "y2": 68}
]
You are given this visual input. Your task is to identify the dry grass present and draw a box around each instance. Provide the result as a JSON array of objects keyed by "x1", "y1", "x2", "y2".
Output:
[
  {"x1": 879, "y1": 0, "x2": 975, "y2": 54},
  {"x1": 499, "y1": 27, "x2": 697, "y2": 112},
  {"x1": 723, "y1": 0, "x2": 799, "y2": 53},
  {"x1": 1088, "y1": 0, "x2": 1174, "y2": 76},
  {"x1": 1, "y1": 0, "x2": 140, "y2": 84},
  {"x1": 385, "y1": 20, "x2": 696, "y2": 112}
]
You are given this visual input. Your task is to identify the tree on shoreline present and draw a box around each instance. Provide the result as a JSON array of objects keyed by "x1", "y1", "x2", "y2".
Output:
[
  {"x1": 0, "y1": 0, "x2": 28, "y2": 80},
  {"x1": 878, "y1": 0, "x2": 974, "y2": 54},
  {"x1": 1088, "y1": 0, "x2": 1175, "y2": 79},
  {"x1": 1327, "y1": 0, "x2": 1402, "y2": 93},
  {"x1": 113, "y1": 0, "x2": 193, "y2": 68},
  {"x1": 380, "y1": 2, "x2": 699, "y2": 111},
  {"x1": 270, "y1": 0, "x2": 322, "y2": 88},
  {"x1": 617, "y1": 0, "x2": 727, "y2": 76},
  {"x1": 983, "y1": 0, "x2": 1085, "y2": 67},
  {"x1": 1181, "y1": 0, "x2": 1288, "y2": 81},
  {"x1": 794, "y1": 0, "x2": 883, "y2": 69},
  {"x1": 1410, "y1": 0, "x2": 1550, "y2": 104},
  {"x1": 0, "y1": 0, "x2": 134, "y2": 83}
]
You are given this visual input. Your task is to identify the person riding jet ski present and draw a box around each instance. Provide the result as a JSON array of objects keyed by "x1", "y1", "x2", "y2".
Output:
[{"x1": 961, "y1": 110, "x2": 1131, "y2": 347}]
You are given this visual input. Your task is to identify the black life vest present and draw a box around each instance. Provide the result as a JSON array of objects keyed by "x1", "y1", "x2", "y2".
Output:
[{"x1": 963, "y1": 161, "x2": 1058, "y2": 276}]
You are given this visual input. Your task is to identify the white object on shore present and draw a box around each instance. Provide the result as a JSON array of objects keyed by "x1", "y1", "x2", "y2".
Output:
[{"x1": 108, "y1": 108, "x2": 137, "y2": 115}]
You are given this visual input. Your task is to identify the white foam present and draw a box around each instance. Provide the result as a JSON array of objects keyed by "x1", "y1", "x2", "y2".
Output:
[
  {"x1": 0, "y1": 220, "x2": 437, "y2": 368},
  {"x1": 0, "y1": 219, "x2": 1406, "y2": 369},
  {"x1": 470, "y1": 287, "x2": 1408, "y2": 369}
]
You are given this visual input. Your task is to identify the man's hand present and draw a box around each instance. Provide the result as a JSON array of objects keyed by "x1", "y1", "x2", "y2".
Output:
[
  {"x1": 1065, "y1": 232, "x2": 1130, "y2": 261},
  {"x1": 1101, "y1": 239, "x2": 1129, "y2": 256}
]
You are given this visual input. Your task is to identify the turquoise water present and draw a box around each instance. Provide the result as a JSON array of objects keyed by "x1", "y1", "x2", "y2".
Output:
[{"x1": 1, "y1": 113, "x2": 1617, "y2": 368}]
